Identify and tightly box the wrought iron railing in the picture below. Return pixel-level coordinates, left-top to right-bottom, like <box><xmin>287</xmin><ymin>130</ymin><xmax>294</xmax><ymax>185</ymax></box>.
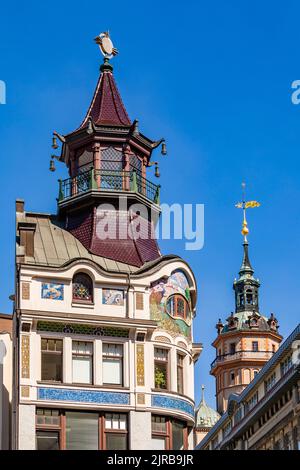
<box><xmin>210</xmin><ymin>350</ymin><xmax>274</xmax><ymax>369</ymax></box>
<box><xmin>58</xmin><ymin>168</ymin><xmax>161</xmax><ymax>205</ymax></box>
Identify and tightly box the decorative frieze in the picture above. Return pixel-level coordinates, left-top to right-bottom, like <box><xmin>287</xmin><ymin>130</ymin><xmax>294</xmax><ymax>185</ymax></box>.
<box><xmin>21</xmin><ymin>335</ymin><xmax>30</xmax><ymax>378</ymax></box>
<box><xmin>38</xmin><ymin>387</ymin><xmax>130</xmax><ymax>405</ymax></box>
<box><xmin>37</xmin><ymin>321</ymin><xmax>129</xmax><ymax>338</ymax></box>
<box><xmin>155</xmin><ymin>336</ymin><xmax>171</xmax><ymax>344</ymax></box>
<box><xmin>136</xmin><ymin>344</ymin><xmax>145</xmax><ymax>386</ymax></box>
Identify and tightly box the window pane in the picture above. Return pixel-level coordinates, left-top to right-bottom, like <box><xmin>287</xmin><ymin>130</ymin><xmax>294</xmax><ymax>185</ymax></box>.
<box><xmin>106</xmin><ymin>433</ymin><xmax>127</xmax><ymax>450</ymax></box>
<box><xmin>154</xmin><ymin>348</ymin><xmax>168</xmax><ymax>361</ymax></box>
<box><xmin>103</xmin><ymin>358</ymin><xmax>122</xmax><ymax>385</ymax></box>
<box><xmin>152</xmin><ymin>416</ymin><xmax>167</xmax><ymax>433</ymax></box>
<box><xmin>172</xmin><ymin>420</ymin><xmax>185</xmax><ymax>450</ymax></box>
<box><xmin>72</xmin><ymin>357</ymin><xmax>92</xmax><ymax>384</ymax></box>
<box><xmin>103</xmin><ymin>343</ymin><xmax>123</xmax><ymax>357</ymax></box>
<box><xmin>36</xmin><ymin>431</ymin><xmax>59</xmax><ymax>450</ymax></box>
<box><xmin>66</xmin><ymin>412</ymin><xmax>98</xmax><ymax>450</ymax></box>
<box><xmin>154</xmin><ymin>362</ymin><xmax>167</xmax><ymax>389</ymax></box>
<box><xmin>152</xmin><ymin>437</ymin><xmax>166</xmax><ymax>450</ymax></box>
<box><xmin>41</xmin><ymin>352</ymin><xmax>62</xmax><ymax>381</ymax></box>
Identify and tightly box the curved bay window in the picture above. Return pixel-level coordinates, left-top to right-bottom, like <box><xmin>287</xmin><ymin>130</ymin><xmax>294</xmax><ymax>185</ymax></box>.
<box><xmin>72</xmin><ymin>273</ymin><xmax>93</xmax><ymax>304</ymax></box>
<box><xmin>166</xmin><ymin>294</ymin><xmax>190</xmax><ymax>321</ymax></box>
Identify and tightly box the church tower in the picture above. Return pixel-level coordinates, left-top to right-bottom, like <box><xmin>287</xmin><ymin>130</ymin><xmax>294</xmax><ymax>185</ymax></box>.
<box><xmin>14</xmin><ymin>32</ymin><xmax>201</xmax><ymax>450</ymax></box>
<box><xmin>210</xmin><ymin>191</ymin><xmax>282</xmax><ymax>415</ymax></box>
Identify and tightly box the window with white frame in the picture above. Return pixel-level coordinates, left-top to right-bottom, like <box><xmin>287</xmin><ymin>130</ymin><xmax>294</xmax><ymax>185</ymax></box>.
<box><xmin>72</xmin><ymin>341</ymin><xmax>93</xmax><ymax>384</ymax></box>
<box><xmin>102</xmin><ymin>343</ymin><xmax>123</xmax><ymax>386</ymax></box>
<box><xmin>264</xmin><ymin>372</ymin><xmax>276</xmax><ymax>393</ymax></box>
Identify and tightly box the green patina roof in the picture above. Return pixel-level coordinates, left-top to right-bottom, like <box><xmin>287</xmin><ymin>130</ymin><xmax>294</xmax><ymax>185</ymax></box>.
<box><xmin>195</xmin><ymin>386</ymin><xmax>220</xmax><ymax>429</ymax></box>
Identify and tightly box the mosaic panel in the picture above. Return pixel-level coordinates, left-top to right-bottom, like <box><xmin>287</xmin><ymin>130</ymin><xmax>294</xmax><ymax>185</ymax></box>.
<box><xmin>102</xmin><ymin>289</ymin><xmax>124</xmax><ymax>306</ymax></box>
<box><xmin>37</xmin><ymin>321</ymin><xmax>129</xmax><ymax>338</ymax></box>
<box><xmin>136</xmin><ymin>344</ymin><xmax>145</xmax><ymax>386</ymax></box>
<box><xmin>21</xmin><ymin>386</ymin><xmax>30</xmax><ymax>398</ymax></box>
<box><xmin>41</xmin><ymin>283</ymin><xmax>64</xmax><ymax>300</ymax></box>
<box><xmin>135</xmin><ymin>292</ymin><xmax>144</xmax><ymax>310</ymax></box>
<box><xmin>38</xmin><ymin>387</ymin><xmax>130</xmax><ymax>405</ymax></box>
<box><xmin>137</xmin><ymin>393</ymin><xmax>145</xmax><ymax>405</ymax></box>
<box><xmin>150</xmin><ymin>270</ymin><xmax>192</xmax><ymax>339</ymax></box>
<box><xmin>21</xmin><ymin>335</ymin><xmax>30</xmax><ymax>378</ymax></box>
<box><xmin>22</xmin><ymin>282</ymin><xmax>30</xmax><ymax>300</ymax></box>
<box><xmin>151</xmin><ymin>394</ymin><xmax>194</xmax><ymax>417</ymax></box>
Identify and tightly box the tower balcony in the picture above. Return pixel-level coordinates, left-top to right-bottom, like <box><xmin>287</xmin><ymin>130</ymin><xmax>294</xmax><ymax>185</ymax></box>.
<box><xmin>210</xmin><ymin>350</ymin><xmax>274</xmax><ymax>371</ymax></box>
<box><xmin>57</xmin><ymin>168</ymin><xmax>161</xmax><ymax>208</ymax></box>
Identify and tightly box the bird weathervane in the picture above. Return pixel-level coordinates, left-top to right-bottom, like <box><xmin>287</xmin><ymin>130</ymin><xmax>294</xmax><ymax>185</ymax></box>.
<box><xmin>94</xmin><ymin>31</ymin><xmax>118</xmax><ymax>59</ymax></box>
<box><xmin>235</xmin><ymin>182</ymin><xmax>260</xmax><ymax>241</ymax></box>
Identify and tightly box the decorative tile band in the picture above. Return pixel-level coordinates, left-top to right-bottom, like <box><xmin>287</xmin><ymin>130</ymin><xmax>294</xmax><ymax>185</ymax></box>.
<box><xmin>37</xmin><ymin>321</ymin><xmax>129</xmax><ymax>338</ymax></box>
<box><xmin>151</xmin><ymin>394</ymin><xmax>194</xmax><ymax>417</ymax></box>
<box><xmin>21</xmin><ymin>335</ymin><xmax>30</xmax><ymax>378</ymax></box>
<box><xmin>136</xmin><ymin>344</ymin><xmax>145</xmax><ymax>386</ymax></box>
<box><xmin>37</xmin><ymin>387</ymin><xmax>130</xmax><ymax>405</ymax></box>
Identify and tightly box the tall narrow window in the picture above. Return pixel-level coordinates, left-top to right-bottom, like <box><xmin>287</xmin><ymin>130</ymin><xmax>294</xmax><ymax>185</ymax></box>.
<box><xmin>154</xmin><ymin>348</ymin><xmax>169</xmax><ymax>390</ymax></box>
<box><xmin>230</xmin><ymin>343</ymin><xmax>236</xmax><ymax>355</ymax></box>
<box><xmin>102</xmin><ymin>343</ymin><xmax>123</xmax><ymax>386</ymax></box>
<box><xmin>72</xmin><ymin>272</ymin><xmax>93</xmax><ymax>303</ymax></box>
<box><xmin>72</xmin><ymin>341</ymin><xmax>93</xmax><ymax>384</ymax></box>
<box><xmin>41</xmin><ymin>338</ymin><xmax>63</xmax><ymax>382</ymax></box>
<box><xmin>252</xmin><ymin>341</ymin><xmax>259</xmax><ymax>352</ymax></box>
<box><xmin>104</xmin><ymin>413</ymin><xmax>128</xmax><ymax>450</ymax></box>
<box><xmin>177</xmin><ymin>354</ymin><xmax>184</xmax><ymax>394</ymax></box>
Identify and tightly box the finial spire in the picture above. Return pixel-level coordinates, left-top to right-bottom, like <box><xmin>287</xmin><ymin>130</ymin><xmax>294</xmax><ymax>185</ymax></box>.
<box><xmin>235</xmin><ymin>182</ymin><xmax>260</xmax><ymax>242</ymax></box>
<box><xmin>201</xmin><ymin>384</ymin><xmax>206</xmax><ymax>404</ymax></box>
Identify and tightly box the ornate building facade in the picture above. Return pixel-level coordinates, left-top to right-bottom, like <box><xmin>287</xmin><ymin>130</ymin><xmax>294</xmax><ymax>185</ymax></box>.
<box><xmin>12</xmin><ymin>35</ymin><xmax>202</xmax><ymax>450</ymax></box>
<box><xmin>211</xmin><ymin>221</ymin><xmax>282</xmax><ymax>415</ymax></box>
<box><xmin>197</xmin><ymin>324</ymin><xmax>300</xmax><ymax>450</ymax></box>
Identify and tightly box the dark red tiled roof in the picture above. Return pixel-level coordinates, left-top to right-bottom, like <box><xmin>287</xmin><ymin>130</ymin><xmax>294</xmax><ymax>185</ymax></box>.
<box><xmin>80</xmin><ymin>65</ymin><xmax>131</xmax><ymax>128</ymax></box>
<box><xmin>67</xmin><ymin>207</ymin><xmax>160</xmax><ymax>267</ymax></box>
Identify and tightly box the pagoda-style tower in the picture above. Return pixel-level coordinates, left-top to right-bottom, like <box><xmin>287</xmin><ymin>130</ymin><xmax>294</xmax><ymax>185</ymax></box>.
<box><xmin>210</xmin><ymin>192</ymin><xmax>282</xmax><ymax>415</ymax></box>
<box><xmin>51</xmin><ymin>50</ymin><xmax>165</xmax><ymax>267</ymax></box>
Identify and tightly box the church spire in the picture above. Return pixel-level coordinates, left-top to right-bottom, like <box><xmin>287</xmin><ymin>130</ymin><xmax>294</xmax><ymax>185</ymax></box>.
<box><xmin>234</xmin><ymin>183</ymin><xmax>261</xmax><ymax>313</ymax></box>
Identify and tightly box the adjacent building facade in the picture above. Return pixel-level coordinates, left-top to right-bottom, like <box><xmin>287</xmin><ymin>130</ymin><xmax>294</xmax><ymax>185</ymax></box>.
<box><xmin>197</xmin><ymin>323</ymin><xmax>300</xmax><ymax>450</ymax></box>
<box><xmin>12</xmin><ymin>41</ymin><xmax>202</xmax><ymax>450</ymax></box>
<box><xmin>0</xmin><ymin>314</ymin><xmax>12</xmax><ymax>450</ymax></box>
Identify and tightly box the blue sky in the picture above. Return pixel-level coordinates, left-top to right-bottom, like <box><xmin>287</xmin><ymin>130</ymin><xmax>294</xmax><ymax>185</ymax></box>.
<box><xmin>1</xmin><ymin>0</ymin><xmax>300</xmax><ymax>409</ymax></box>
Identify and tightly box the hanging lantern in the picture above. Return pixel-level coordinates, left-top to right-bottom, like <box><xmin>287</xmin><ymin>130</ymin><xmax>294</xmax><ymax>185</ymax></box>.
<box><xmin>155</xmin><ymin>164</ymin><xmax>160</xmax><ymax>178</ymax></box>
<box><xmin>161</xmin><ymin>141</ymin><xmax>167</xmax><ymax>156</ymax></box>
<box><xmin>52</xmin><ymin>135</ymin><xmax>58</xmax><ymax>149</ymax></box>
<box><xmin>49</xmin><ymin>159</ymin><xmax>56</xmax><ymax>172</ymax></box>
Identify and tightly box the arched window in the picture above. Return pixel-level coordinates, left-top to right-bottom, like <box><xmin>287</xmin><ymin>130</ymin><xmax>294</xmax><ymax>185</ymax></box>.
<box><xmin>166</xmin><ymin>294</ymin><xmax>190</xmax><ymax>320</ymax></box>
<box><xmin>72</xmin><ymin>273</ymin><xmax>93</xmax><ymax>303</ymax></box>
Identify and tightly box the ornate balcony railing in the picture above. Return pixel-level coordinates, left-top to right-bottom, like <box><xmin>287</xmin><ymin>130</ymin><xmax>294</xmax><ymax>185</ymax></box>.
<box><xmin>58</xmin><ymin>168</ymin><xmax>161</xmax><ymax>205</ymax></box>
<box><xmin>210</xmin><ymin>350</ymin><xmax>274</xmax><ymax>369</ymax></box>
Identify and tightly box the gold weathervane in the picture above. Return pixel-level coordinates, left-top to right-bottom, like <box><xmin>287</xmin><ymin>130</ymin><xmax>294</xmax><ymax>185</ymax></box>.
<box><xmin>235</xmin><ymin>182</ymin><xmax>260</xmax><ymax>241</ymax></box>
<box><xmin>94</xmin><ymin>31</ymin><xmax>118</xmax><ymax>59</ymax></box>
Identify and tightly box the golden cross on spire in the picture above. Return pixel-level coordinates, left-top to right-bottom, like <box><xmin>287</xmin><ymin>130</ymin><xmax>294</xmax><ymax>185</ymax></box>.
<box><xmin>235</xmin><ymin>182</ymin><xmax>260</xmax><ymax>241</ymax></box>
